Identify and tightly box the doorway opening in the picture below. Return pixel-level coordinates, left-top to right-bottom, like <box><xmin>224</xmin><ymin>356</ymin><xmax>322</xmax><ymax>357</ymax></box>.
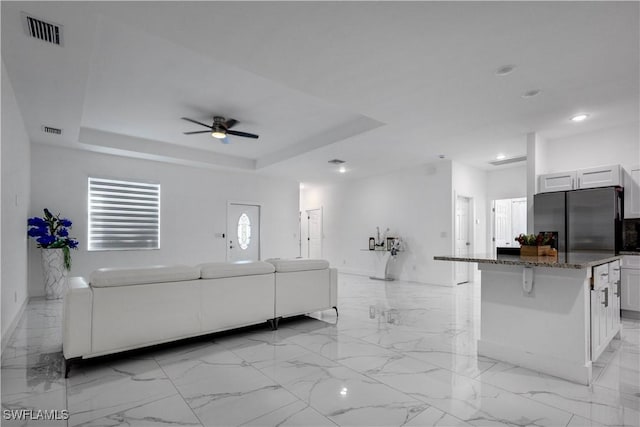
<box><xmin>454</xmin><ymin>195</ymin><xmax>473</xmax><ymax>284</ymax></box>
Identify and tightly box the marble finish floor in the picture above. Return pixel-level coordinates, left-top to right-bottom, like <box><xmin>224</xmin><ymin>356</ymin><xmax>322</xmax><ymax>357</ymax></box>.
<box><xmin>2</xmin><ymin>273</ymin><xmax>639</xmax><ymax>426</ymax></box>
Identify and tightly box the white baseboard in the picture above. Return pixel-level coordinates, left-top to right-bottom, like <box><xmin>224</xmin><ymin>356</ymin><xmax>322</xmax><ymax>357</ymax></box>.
<box><xmin>478</xmin><ymin>339</ymin><xmax>592</xmax><ymax>385</ymax></box>
<box><xmin>1</xmin><ymin>296</ymin><xmax>29</xmax><ymax>355</ymax></box>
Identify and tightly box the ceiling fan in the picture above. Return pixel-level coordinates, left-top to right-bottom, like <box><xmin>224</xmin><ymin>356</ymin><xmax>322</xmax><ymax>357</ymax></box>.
<box><xmin>181</xmin><ymin>116</ymin><xmax>259</xmax><ymax>144</ymax></box>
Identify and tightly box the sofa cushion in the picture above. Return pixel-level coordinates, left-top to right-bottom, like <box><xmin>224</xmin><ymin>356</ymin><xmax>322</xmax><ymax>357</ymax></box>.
<box><xmin>266</xmin><ymin>258</ymin><xmax>330</xmax><ymax>272</ymax></box>
<box><xmin>90</xmin><ymin>265</ymin><xmax>201</xmax><ymax>288</ymax></box>
<box><xmin>199</xmin><ymin>261</ymin><xmax>275</xmax><ymax>279</ymax></box>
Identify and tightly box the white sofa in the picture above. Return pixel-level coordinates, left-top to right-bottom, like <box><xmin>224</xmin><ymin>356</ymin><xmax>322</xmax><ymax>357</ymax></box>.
<box><xmin>63</xmin><ymin>259</ymin><xmax>337</xmax><ymax>377</ymax></box>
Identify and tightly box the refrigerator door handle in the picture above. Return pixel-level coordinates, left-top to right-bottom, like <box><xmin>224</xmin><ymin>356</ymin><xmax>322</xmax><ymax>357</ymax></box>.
<box><xmin>572</xmin><ymin>178</ymin><xmax>575</xmax><ymax>189</ymax></box>
<box><xmin>577</xmin><ymin>177</ymin><xmax>580</xmax><ymax>188</ymax></box>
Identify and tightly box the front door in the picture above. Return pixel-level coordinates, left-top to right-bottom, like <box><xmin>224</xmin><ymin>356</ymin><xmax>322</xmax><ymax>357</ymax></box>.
<box><xmin>227</xmin><ymin>203</ymin><xmax>260</xmax><ymax>262</ymax></box>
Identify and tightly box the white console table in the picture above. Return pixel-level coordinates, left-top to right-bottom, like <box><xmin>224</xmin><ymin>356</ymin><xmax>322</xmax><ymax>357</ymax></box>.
<box><xmin>361</xmin><ymin>249</ymin><xmax>395</xmax><ymax>281</ymax></box>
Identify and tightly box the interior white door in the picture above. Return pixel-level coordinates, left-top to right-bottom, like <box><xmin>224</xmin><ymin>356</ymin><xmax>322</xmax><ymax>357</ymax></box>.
<box><xmin>455</xmin><ymin>196</ymin><xmax>471</xmax><ymax>284</ymax></box>
<box><xmin>227</xmin><ymin>203</ymin><xmax>260</xmax><ymax>262</ymax></box>
<box><xmin>511</xmin><ymin>198</ymin><xmax>527</xmax><ymax>238</ymax></box>
<box><xmin>306</xmin><ymin>208</ymin><xmax>322</xmax><ymax>259</ymax></box>
<box><xmin>494</xmin><ymin>199</ymin><xmax>512</xmax><ymax>248</ymax></box>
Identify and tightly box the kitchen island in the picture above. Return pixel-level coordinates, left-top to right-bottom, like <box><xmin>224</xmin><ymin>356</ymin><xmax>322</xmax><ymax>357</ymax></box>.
<box><xmin>434</xmin><ymin>252</ymin><xmax>622</xmax><ymax>385</ymax></box>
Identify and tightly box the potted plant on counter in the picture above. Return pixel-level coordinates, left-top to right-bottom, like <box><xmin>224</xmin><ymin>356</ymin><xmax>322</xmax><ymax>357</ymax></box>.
<box><xmin>28</xmin><ymin>208</ymin><xmax>79</xmax><ymax>299</ymax></box>
<box><xmin>515</xmin><ymin>232</ymin><xmax>556</xmax><ymax>257</ymax></box>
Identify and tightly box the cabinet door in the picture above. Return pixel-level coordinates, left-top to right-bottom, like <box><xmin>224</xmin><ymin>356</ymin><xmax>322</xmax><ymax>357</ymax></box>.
<box><xmin>538</xmin><ymin>171</ymin><xmax>576</xmax><ymax>193</ymax></box>
<box><xmin>610</xmin><ymin>261</ymin><xmax>621</xmax><ymax>329</ymax></box>
<box><xmin>624</xmin><ymin>166</ymin><xmax>640</xmax><ymax>218</ymax></box>
<box><xmin>621</xmin><ymin>269</ymin><xmax>640</xmax><ymax>312</ymax></box>
<box><xmin>590</xmin><ymin>288</ymin><xmax>601</xmax><ymax>358</ymax></box>
<box><xmin>577</xmin><ymin>165</ymin><xmax>621</xmax><ymax>189</ymax></box>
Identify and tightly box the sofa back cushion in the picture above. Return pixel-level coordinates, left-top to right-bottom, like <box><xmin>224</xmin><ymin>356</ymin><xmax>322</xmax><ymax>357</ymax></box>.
<box><xmin>90</xmin><ymin>265</ymin><xmax>201</xmax><ymax>288</ymax></box>
<box><xmin>199</xmin><ymin>261</ymin><xmax>275</xmax><ymax>279</ymax></box>
<box><xmin>266</xmin><ymin>258</ymin><xmax>329</xmax><ymax>272</ymax></box>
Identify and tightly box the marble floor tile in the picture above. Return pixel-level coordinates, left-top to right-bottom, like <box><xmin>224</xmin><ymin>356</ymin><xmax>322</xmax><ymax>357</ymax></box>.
<box><xmin>283</xmin><ymin>365</ymin><xmax>428</xmax><ymax>426</ymax></box>
<box><xmin>69</xmin><ymin>393</ymin><xmax>202</xmax><ymax>427</ymax></box>
<box><xmin>368</xmin><ymin>357</ymin><xmax>575</xmax><ymax>426</ymax></box>
<box><xmin>2</xmin><ymin>274</ymin><xmax>639</xmax><ymax>427</ymax></box>
<box><xmin>66</xmin><ymin>358</ymin><xmax>181</xmax><ymax>426</ymax></box>
<box><xmin>402</xmin><ymin>406</ymin><xmax>473</xmax><ymax>426</ymax></box>
<box><xmin>479</xmin><ymin>361</ymin><xmax>640</xmax><ymax>426</ymax></box>
<box><xmin>241</xmin><ymin>400</ymin><xmax>337</xmax><ymax>427</ymax></box>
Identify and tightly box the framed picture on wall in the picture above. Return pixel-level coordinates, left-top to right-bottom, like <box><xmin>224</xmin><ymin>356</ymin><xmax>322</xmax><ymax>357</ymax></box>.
<box><xmin>386</xmin><ymin>237</ymin><xmax>395</xmax><ymax>251</ymax></box>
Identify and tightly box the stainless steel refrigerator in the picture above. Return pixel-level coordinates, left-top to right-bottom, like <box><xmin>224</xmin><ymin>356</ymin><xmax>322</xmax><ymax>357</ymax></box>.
<box><xmin>534</xmin><ymin>186</ymin><xmax>623</xmax><ymax>254</ymax></box>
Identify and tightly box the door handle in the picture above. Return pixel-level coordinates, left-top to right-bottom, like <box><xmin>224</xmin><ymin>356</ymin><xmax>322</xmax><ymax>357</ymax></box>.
<box><xmin>615</xmin><ymin>281</ymin><xmax>620</xmax><ymax>297</ymax></box>
<box><xmin>600</xmin><ymin>272</ymin><xmax>608</xmax><ymax>277</ymax></box>
<box><xmin>577</xmin><ymin>177</ymin><xmax>581</xmax><ymax>188</ymax></box>
<box><xmin>601</xmin><ymin>288</ymin><xmax>608</xmax><ymax>307</ymax></box>
<box><xmin>465</xmin><ymin>242</ymin><xmax>470</xmax><ymax>246</ymax></box>
<box><xmin>572</xmin><ymin>178</ymin><xmax>575</xmax><ymax>189</ymax></box>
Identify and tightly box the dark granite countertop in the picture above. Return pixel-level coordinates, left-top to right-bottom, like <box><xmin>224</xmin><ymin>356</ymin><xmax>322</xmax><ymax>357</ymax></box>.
<box><xmin>434</xmin><ymin>252</ymin><xmax>622</xmax><ymax>269</ymax></box>
<box><xmin>620</xmin><ymin>251</ymin><xmax>640</xmax><ymax>256</ymax></box>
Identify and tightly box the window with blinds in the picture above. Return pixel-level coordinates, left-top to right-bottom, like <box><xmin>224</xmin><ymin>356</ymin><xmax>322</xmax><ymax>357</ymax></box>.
<box><xmin>88</xmin><ymin>177</ymin><xmax>160</xmax><ymax>251</ymax></box>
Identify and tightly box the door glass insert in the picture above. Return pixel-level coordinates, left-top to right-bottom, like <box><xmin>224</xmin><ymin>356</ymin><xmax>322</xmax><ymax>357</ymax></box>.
<box><xmin>237</xmin><ymin>213</ymin><xmax>251</xmax><ymax>250</ymax></box>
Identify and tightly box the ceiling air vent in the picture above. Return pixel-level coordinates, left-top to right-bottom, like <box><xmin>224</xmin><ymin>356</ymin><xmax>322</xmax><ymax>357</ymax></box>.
<box><xmin>22</xmin><ymin>13</ymin><xmax>63</xmax><ymax>46</ymax></box>
<box><xmin>328</xmin><ymin>159</ymin><xmax>346</xmax><ymax>165</ymax></box>
<box><xmin>42</xmin><ymin>126</ymin><xmax>62</xmax><ymax>135</ymax></box>
<box><xmin>489</xmin><ymin>155</ymin><xmax>527</xmax><ymax>166</ymax></box>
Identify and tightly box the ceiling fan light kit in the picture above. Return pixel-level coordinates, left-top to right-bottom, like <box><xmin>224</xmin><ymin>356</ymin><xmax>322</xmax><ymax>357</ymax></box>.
<box><xmin>182</xmin><ymin>116</ymin><xmax>259</xmax><ymax>143</ymax></box>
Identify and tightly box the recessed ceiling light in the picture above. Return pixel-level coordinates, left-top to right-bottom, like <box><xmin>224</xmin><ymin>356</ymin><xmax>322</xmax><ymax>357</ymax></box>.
<box><xmin>438</xmin><ymin>154</ymin><xmax>446</xmax><ymax>159</ymax></box>
<box><xmin>571</xmin><ymin>114</ymin><xmax>589</xmax><ymax>122</ymax></box>
<box><xmin>522</xmin><ymin>89</ymin><xmax>541</xmax><ymax>98</ymax></box>
<box><xmin>495</xmin><ymin>65</ymin><xmax>516</xmax><ymax>76</ymax></box>
<box><xmin>338</xmin><ymin>166</ymin><xmax>347</xmax><ymax>174</ymax></box>
<box><xmin>496</xmin><ymin>154</ymin><xmax>506</xmax><ymax>160</ymax></box>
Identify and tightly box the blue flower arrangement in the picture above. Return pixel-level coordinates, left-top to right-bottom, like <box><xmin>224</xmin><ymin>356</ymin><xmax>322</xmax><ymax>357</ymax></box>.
<box><xmin>28</xmin><ymin>208</ymin><xmax>79</xmax><ymax>270</ymax></box>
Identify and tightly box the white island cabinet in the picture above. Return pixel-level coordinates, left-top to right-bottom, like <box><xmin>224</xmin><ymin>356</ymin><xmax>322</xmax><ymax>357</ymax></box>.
<box><xmin>434</xmin><ymin>253</ymin><xmax>622</xmax><ymax>385</ymax></box>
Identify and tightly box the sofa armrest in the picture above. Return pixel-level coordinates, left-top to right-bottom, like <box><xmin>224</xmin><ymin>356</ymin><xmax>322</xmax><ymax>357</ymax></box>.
<box><xmin>330</xmin><ymin>268</ymin><xmax>338</xmax><ymax>307</ymax></box>
<box><xmin>63</xmin><ymin>277</ymin><xmax>92</xmax><ymax>359</ymax></box>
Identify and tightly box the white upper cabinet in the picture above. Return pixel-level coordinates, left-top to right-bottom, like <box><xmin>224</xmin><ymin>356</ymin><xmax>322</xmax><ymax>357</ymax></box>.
<box><xmin>576</xmin><ymin>164</ymin><xmax>621</xmax><ymax>189</ymax></box>
<box><xmin>624</xmin><ymin>165</ymin><xmax>640</xmax><ymax>218</ymax></box>
<box><xmin>538</xmin><ymin>171</ymin><xmax>577</xmax><ymax>193</ymax></box>
<box><xmin>538</xmin><ymin>164</ymin><xmax>623</xmax><ymax>194</ymax></box>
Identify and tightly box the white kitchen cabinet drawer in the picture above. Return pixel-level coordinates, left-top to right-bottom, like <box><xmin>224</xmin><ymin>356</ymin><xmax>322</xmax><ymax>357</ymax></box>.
<box><xmin>538</xmin><ymin>171</ymin><xmax>576</xmax><ymax>193</ymax></box>
<box><xmin>576</xmin><ymin>165</ymin><xmax>621</xmax><ymax>189</ymax></box>
<box><xmin>622</xmin><ymin>255</ymin><xmax>640</xmax><ymax>269</ymax></box>
<box><xmin>593</xmin><ymin>263</ymin><xmax>610</xmax><ymax>288</ymax></box>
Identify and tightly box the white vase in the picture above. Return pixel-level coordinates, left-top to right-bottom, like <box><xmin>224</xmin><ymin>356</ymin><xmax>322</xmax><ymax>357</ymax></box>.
<box><xmin>41</xmin><ymin>248</ymin><xmax>68</xmax><ymax>300</ymax></box>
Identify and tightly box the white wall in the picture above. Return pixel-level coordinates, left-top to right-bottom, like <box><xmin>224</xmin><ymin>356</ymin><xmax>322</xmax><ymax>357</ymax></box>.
<box><xmin>301</xmin><ymin>161</ymin><xmax>456</xmax><ymax>285</ymax></box>
<box><xmin>540</xmin><ymin>122</ymin><xmax>639</xmax><ymax>174</ymax></box>
<box><xmin>486</xmin><ymin>165</ymin><xmax>527</xmax><ymax>201</ymax></box>
<box><xmin>29</xmin><ymin>144</ymin><xmax>299</xmax><ymax>296</ymax></box>
<box><xmin>1</xmin><ymin>60</ymin><xmax>31</xmax><ymax>343</ymax></box>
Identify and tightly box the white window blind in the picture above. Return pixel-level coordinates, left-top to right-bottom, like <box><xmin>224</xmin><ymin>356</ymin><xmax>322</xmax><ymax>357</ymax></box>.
<box><xmin>88</xmin><ymin>177</ymin><xmax>160</xmax><ymax>251</ymax></box>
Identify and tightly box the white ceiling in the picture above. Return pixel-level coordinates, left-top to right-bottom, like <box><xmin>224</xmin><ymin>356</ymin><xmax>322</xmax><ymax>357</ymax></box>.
<box><xmin>2</xmin><ymin>1</ymin><xmax>638</xmax><ymax>184</ymax></box>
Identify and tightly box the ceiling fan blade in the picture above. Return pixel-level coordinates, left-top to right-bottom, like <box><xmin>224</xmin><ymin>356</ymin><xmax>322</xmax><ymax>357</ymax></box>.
<box><xmin>181</xmin><ymin>117</ymin><xmax>213</xmax><ymax>129</ymax></box>
<box><xmin>220</xmin><ymin>137</ymin><xmax>231</xmax><ymax>144</ymax></box>
<box><xmin>227</xmin><ymin>130</ymin><xmax>259</xmax><ymax>139</ymax></box>
<box><xmin>225</xmin><ymin>118</ymin><xmax>238</xmax><ymax>129</ymax></box>
<box><xmin>183</xmin><ymin>130</ymin><xmax>212</xmax><ymax>135</ymax></box>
